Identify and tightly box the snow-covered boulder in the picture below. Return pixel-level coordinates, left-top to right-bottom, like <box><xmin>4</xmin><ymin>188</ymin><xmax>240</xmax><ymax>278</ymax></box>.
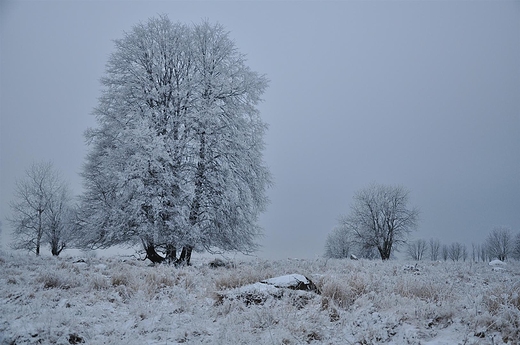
<box><xmin>261</xmin><ymin>274</ymin><xmax>320</xmax><ymax>294</ymax></box>
<box><xmin>489</xmin><ymin>259</ymin><xmax>507</xmax><ymax>271</ymax></box>
<box><xmin>208</xmin><ymin>258</ymin><xmax>232</xmax><ymax>268</ymax></box>
<box><xmin>217</xmin><ymin>281</ymin><xmax>283</xmax><ymax>305</ymax></box>
<box><xmin>403</xmin><ymin>264</ymin><xmax>420</xmax><ymax>274</ymax></box>
<box><xmin>72</xmin><ymin>259</ymin><xmax>88</xmax><ymax>269</ymax></box>
<box><xmin>488</xmin><ymin>259</ymin><xmax>506</xmax><ymax>266</ymax></box>
<box><xmin>217</xmin><ymin>274</ymin><xmax>320</xmax><ymax>306</ymax></box>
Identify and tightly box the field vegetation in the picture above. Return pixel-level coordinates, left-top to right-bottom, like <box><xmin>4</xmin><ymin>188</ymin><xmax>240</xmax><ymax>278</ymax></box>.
<box><xmin>1</xmin><ymin>252</ymin><xmax>519</xmax><ymax>344</ymax></box>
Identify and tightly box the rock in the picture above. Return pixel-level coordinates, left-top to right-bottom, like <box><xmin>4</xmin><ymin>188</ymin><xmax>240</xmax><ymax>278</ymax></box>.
<box><xmin>403</xmin><ymin>264</ymin><xmax>420</xmax><ymax>274</ymax></box>
<box><xmin>489</xmin><ymin>259</ymin><xmax>506</xmax><ymax>266</ymax></box>
<box><xmin>72</xmin><ymin>259</ymin><xmax>88</xmax><ymax>269</ymax></box>
<box><xmin>234</xmin><ymin>282</ymin><xmax>283</xmax><ymax>305</ymax></box>
<box><xmin>261</xmin><ymin>274</ymin><xmax>320</xmax><ymax>294</ymax></box>
<box><xmin>209</xmin><ymin>258</ymin><xmax>228</xmax><ymax>268</ymax></box>
<box><xmin>217</xmin><ymin>274</ymin><xmax>320</xmax><ymax>306</ymax></box>
<box><xmin>68</xmin><ymin>333</ymin><xmax>84</xmax><ymax>344</ymax></box>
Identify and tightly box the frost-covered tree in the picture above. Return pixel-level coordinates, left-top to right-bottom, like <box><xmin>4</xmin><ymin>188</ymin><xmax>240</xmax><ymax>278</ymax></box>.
<box><xmin>480</xmin><ymin>243</ymin><xmax>489</xmax><ymax>262</ymax></box>
<box><xmin>340</xmin><ymin>183</ymin><xmax>419</xmax><ymax>260</ymax></box>
<box><xmin>406</xmin><ymin>239</ymin><xmax>427</xmax><ymax>261</ymax></box>
<box><xmin>324</xmin><ymin>226</ymin><xmax>352</xmax><ymax>259</ymax></box>
<box><xmin>79</xmin><ymin>16</ymin><xmax>270</xmax><ymax>265</ymax></box>
<box><xmin>485</xmin><ymin>226</ymin><xmax>513</xmax><ymax>261</ymax></box>
<box><xmin>448</xmin><ymin>242</ymin><xmax>465</xmax><ymax>261</ymax></box>
<box><xmin>461</xmin><ymin>245</ymin><xmax>468</xmax><ymax>262</ymax></box>
<box><xmin>429</xmin><ymin>238</ymin><xmax>440</xmax><ymax>261</ymax></box>
<box><xmin>46</xmin><ymin>188</ymin><xmax>77</xmax><ymax>256</ymax></box>
<box><xmin>8</xmin><ymin>162</ymin><xmax>74</xmax><ymax>256</ymax></box>
<box><xmin>325</xmin><ymin>219</ymin><xmax>381</xmax><ymax>260</ymax></box>
<box><xmin>512</xmin><ymin>232</ymin><xmax>520</xmax><ymax>260</ymax></box>
<box><xmin>471</xmin><ymin>243</ymin><xmax>477</xmax><ymax>262</ymax></box>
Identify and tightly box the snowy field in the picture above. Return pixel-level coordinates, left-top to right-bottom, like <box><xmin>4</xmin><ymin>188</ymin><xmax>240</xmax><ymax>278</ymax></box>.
<box><xmin>1</xmin><ymin>252</ymin><xmax>519</xmax><ymax>345</ymax></box>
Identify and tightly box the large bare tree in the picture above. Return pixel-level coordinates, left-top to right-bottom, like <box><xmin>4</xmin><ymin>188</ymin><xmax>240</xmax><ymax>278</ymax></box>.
<box><xmin>8</xmin><ymin>162</ymin><xmax>74</xmax><ymax>256</ymax></box>
<box><xmin>342</xmin><ymin>183</ymin><xmax>419</xmax><ymax>260</ymax></box>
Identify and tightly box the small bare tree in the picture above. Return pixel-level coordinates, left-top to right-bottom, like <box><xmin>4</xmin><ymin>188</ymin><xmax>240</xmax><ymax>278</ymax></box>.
<box><xmin>480</xmin><ymin>244</ymin><xmax>488</xmax><ymax>262</ymax></box>
<box><xmin>485</xmin><ymin>226</ymin><xmax>513</xmax><ymax>261</ymax></box>
<box><xmin>471</xmin><ymin>243</ymin><xmax>478</xmax><ymax>262</ymax></box>
<box><xmin>448</xmin><ymin>242</ymin><xmax>465</xmax><ymax>261</ymax></box>
<box><xmin>46</xmin><ymin>188</ymin><xmax>76</xmax><ymax>256</ymax></box>
<box><xmin>342</xmin><ymin>183</ymin><xmax>419</xmax><ymax>260</ymax></box>
<box><xmin>324</xmin><ymin>226</ymin><xmax>352</xmax><ymax>259</ymax></box>
<box><xmin>429</xmin><ymin>238</ymin><xmax>440</xmax><ymax>261</ymax></box>
<box><xmin>8</xmin><ymin>162</ymin><xmax>74</xmax><ymax>256</ymax></box>
<box><xmin>441</xmin><ymin>244</ymin><xmax>449</xmax><ymax>261</ymax></box>
<box><xmin>406</xmin><ymin>239</ymin><xmax>427</xmax><ymax>261</ymax></box>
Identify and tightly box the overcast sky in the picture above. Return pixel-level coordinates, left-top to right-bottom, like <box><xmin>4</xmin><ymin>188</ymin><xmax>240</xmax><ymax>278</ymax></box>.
<box><xmin>1</xmin><ymin>1</ymin><xmax>519</xmax><ymax>260</ymax></box>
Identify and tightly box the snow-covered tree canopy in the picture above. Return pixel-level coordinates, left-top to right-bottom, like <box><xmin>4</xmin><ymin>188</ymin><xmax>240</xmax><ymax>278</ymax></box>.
<box><xmin>79</xmin><ymin>16</ymin><xmax>271</xmax><ymax>264</ymax></box>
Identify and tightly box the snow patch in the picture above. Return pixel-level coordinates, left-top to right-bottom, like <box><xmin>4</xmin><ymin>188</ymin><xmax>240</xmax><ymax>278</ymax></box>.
<box><xmin>489</xmin><ymin>259</ymin><xmax>506</xmax><ymax>266</ymax></box>
<box><xmin>261</xmin><ymin>274</ymin><xmax>309</xmax><ymax>287</ymax></box>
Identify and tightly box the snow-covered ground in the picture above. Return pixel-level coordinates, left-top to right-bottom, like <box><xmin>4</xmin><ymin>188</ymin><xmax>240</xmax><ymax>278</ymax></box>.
<box><xmin>1</xmin><ymin>251</ymin><xmax>519</xmax><ymax>344</ymax></box>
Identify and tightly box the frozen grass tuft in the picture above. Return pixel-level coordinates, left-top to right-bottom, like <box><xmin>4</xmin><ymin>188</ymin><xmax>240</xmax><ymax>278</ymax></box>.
<box><xmin>36</xmin><ymin>270</ymin><xmax>81</xmax><ymax>290</ymax></box>
<box><xmin>214</xmin><ymin>264</ymin><xmax>273</xmax><ymax>290</ymax></box>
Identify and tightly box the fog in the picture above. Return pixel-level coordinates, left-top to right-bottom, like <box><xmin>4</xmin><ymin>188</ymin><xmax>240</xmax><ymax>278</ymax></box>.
<box><xmin>1</xmin><ymin>1</ymin><xmax>519</xmax><ymax>259</ymax></box>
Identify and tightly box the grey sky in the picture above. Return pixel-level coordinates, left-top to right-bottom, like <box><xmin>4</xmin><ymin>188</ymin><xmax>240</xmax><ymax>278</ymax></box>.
<box><xmin>1</xmin><ymin>1</ymin><xmax>519</xmax><ymax>260</ymax></box>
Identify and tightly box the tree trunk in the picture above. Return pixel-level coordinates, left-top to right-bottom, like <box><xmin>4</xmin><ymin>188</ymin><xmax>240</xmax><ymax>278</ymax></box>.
<box><xmin>51</xmin><ymin>241</ymin><xmax>65</xmax><ymax>256</ymax></box>
<box><xmin>144</xmin><ymin>243</ymin><xmax>165</xmax><ymax>264</ymax></box>
<box><xmin>176</xmin><ymin>131</ymin><xmax>204</xmax><ymax>268</ymax></box>
<box><xmin>36</xmin><ymin>210</ymin><xmax>43</xmax><ymax>256</ymax></box>
<box><xmin>51</xmin><ymin>240</ymin><xmax>58</xmax><ymax>256</ymax></box>
<box><xmin>378</xmin><ymin>246</ymin><xmax>391</xmax><ymax>260</ymax></box>
<box><xmin>165</xmin><ymin>243</ymin><xmax>177</xmax><ymax>264</ymax></box>
<box><xmin>176</xmin><ymin>246</ymin><xmax>193</xmax><ymax>266</ymax></box>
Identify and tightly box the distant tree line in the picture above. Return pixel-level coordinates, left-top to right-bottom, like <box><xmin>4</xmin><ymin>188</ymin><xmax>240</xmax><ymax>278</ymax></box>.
<box><xmin>324</xmin><ymin>185</ymin><xmax>520</xmax><ymax>262</ymax></box>
<box><xmin>405</xmin><ymin>226</ymin><xmax>520</xmax><ymax>262</ymax></box>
